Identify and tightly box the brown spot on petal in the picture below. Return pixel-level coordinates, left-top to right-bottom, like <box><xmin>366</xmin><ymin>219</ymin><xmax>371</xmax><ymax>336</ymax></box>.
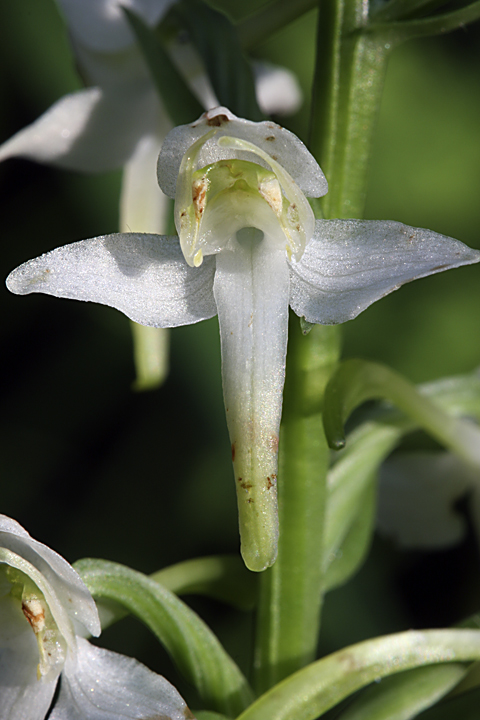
<box><xmin>239</xmin><ymin>478</ymin><xmax>253</xmax><ymax>490</ymax></box>
<box><xmin>265</xmin><ymin>135</ymin><xmax>276</xmax><ymax>141</ymax></box>
<box><xmin>266</xmin><ymin>474</ymin><xmax>277</xmax><ymax>490</ymax></box>
<box><xmin>22</xmin><ymin>597</ymin><xmax>46</xmax><ymax>634</ymax></box>
<box><xmin>192</xmin><ymin>177</ymin><xmax>209</xmax><ymax>220</ymax></box>
<box><xmin>231</xmin><ymin>443</ymin><xmax>236</xmax><ymax>461</ymax></box>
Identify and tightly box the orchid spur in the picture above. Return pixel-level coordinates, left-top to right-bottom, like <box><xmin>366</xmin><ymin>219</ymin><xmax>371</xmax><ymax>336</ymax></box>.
<box><xmin>6</xmin><ymin>107</ymin><xmax>480</xmax><ymax>571</ymax></box>
<box><xmin>0</xmin><ymin>514</ymin><xmax>192</xmax><ymax>720</ymax></box>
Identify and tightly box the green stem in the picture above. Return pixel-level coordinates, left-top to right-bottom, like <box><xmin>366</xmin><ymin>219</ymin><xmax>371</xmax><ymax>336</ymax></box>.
<box><xmin>309</xmin><ymin>0</ymin><xmax>391</xmax><ymax>220</ymax></box>
<box><xmin>253</xmin><ymin>319</ymin><xmax>341</xmax><ymax>693</ymax></box>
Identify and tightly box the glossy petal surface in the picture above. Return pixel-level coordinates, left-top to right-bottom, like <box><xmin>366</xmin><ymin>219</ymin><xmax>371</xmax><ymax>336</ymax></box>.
<box><xmin>0</xmin><ymin>595</ymin><xmax>57</xmax><ymax>720</ymax></box>
<box><xmin>289</xmin><ymin>219</ymin><xmax>480</xmax><ymax>324</ymax></box>
<box><xmin>6</xmin><ymin>235</ymin><xmax>217</xmax><ymax>328</ymax></box>
<box><xmin>158</xmin><ymin>107</ymin><xmax>328</xmax><ymax>199</ymax></box>
<box><xmin>214</xmin><ymin>229</ymin><xmax>290</xmax><ymax>571</ymax></box>
<box><xmin>51</xmin><ymin>638</ymin><xmax>193</xmax><ymax>720</ymax></box>
<box><xmin>0</xmin><ymin>85</ymin><xmax>159</xmax><ymax>172</ymax></box>
<box><xmin>58</xmin><ymin>0</ymin><xmax>176</xmax><ymax>52</ymax></box>
<box><xmin>0</xmin><ymin>516</ymin><xmax>100</xmax><ymax>639</ymax></box>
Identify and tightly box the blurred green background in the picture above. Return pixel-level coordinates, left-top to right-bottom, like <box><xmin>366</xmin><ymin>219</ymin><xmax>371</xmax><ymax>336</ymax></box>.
<box><xmin>1</xmin><ymin>1</ymin><xmax>480</xmax><ymax>714</ymax></box>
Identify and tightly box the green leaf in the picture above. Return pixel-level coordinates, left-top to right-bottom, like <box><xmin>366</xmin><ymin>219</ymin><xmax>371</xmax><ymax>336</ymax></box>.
<box><xmin>195</xmin><ymin>712</ymin><xmax>233</xmax><ymax>720</ymax></box>
<box><xmin>321</xmin><ymin>369</ymin><xmax>480</xmax><ymax>589</ymax></box>
<box><xmin>336</xmin><ymin>665</ymin><xmax>468</xmax><ymax>720</ymax></box>
<box><xmin>175</xmin><ymin>0</ymin><xmax>263</xmax><ymax>120</ymax></box>
<box><xmin>323</xmin><ymin>475</ymin><xmax>376</xmax><ymax>592</ymax></box>
<box><xmin>74</xmin><ymin>559</ymin><xmax>254</xmax><ymax>716</ymax></box>
<box><xmin>123</xmin><ymin>7</ymin><xmax>203</xmax><ymax>125</ymax></box>
<box><xmin>324</xmin><ymin>421</ymin><xmax>401</xmax><ymax>565</ymax></box>
<box><xmin>342</xmin><ymin>604</ymin><xmax>480</xmax><ymax>719</ymax></box>
<box><xmin>371</xmin><ymin>0</ymin><xmax>454</xmax><ymax>23</ymax></box>
<box><xmin>236</xmin><ymin>629</ymin><xmax>480</xmax><ymax>720</ymax></box>
<box><xmin>367</xmin><ymin>1</ymin><xmax>480</xmax><ymax>43</ymax></box>
<box><xmin>85</xmin><ymin>554</ymin><xmax>257</xmax><ymax>630</ymax></box>
<box><xmin>323</xmin><ymin>360</ymin><xmax>480</xmax><ymax>469</ymax></box>
<box><xmin>237</xmin><ymin>0</ymin><xmax>319</xmax><ymax>49</ymax></box>
<box><xmin>149</xmin><ymin>554</ymin><xmax>258</xmax><ymax>611</ymax></box>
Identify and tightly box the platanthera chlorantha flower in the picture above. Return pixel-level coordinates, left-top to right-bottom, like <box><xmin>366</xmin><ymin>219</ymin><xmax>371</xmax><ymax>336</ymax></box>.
<box><xmin>0</xmin><ymin>0</ymin><xmax>301</xmax><ymax>175</ymax></box>
<box><xmin>377</xmin><ymin>452</ymin><xmax>480</xmax><ymax>550</ymax></box>
<box><xmin>6</xmin><ymin>107</ymin><xmax>480</xmax><ymax>571</ymax></box>
<box><xmin>0</xmin><ymin>0</ymin><xmax>301</xmax><ymax>389</ymax></box>
<box><xmin>0</xmin><ymin>514</ymin><xmax>192</xmax><ymax>720</ymax></box>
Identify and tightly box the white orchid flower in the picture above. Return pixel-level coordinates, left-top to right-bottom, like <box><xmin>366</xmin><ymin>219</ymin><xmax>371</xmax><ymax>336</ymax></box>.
<box><xmin>0</xmin><ymin>514</ymin><xmax>193</xmax><ymax>720</ymax></box>
<box><xmin>377</xmin><ymin>452</ymin><xmax>480</xmax><ymax>550</ymax></box>
<box><xmin>0</xmin><ymin>0</ymin><xmax>301</xmax><ymax>389</ymax></box>
<box><xmin>0</xmin><ymin>0</ymin><xmax>301</xmax><ymax>174</ymax></box>
<box><xmin>7</xmin><ymin>107</ymin><xmax>480</xmax><ymax>571</ymax></box>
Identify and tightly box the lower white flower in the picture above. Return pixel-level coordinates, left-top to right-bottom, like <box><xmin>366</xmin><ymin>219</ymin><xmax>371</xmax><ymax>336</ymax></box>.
<box><xmin>6</xmin><ymin>108</ymin><xmax>480</xmax><ymax>571</ymax></box>
<box><xmin>377</xmin><ymin>452</ymin><xmax>480</xmax><ymax>550</ymax></box>
<box><xmin>0</xmin><ymin>515</ymin><xmax>193</xmax><ymax>720</ymax></box>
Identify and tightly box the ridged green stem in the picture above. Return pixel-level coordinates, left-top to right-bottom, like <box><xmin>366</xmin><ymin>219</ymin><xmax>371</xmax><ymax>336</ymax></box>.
<box><xmin>309</xmin><ymin>0</ymin><xmax>391</xmax><ymax>220</ymax></box>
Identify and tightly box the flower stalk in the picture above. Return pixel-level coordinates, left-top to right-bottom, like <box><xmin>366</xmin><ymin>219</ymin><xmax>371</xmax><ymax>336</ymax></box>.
<box><xmin>309</xmin><ymin>0</ymin><xmax>391</xmax><ymax>220</ymax></box>
<box><xmin>119</xmin><ymin>133</ymin><xmax>172</xmax><ymax>389</ymax></box>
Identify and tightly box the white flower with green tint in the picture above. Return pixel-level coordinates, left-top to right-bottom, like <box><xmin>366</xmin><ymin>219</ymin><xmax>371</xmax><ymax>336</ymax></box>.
<box><xmin>6</xmin><ymin>107</ymin><xmax>480</xmax><ymax>572</ymax></box>
<box><xmin>0</xmin><ymin>514</ymin><xmax>192</xmax><ymax>719</ymax></box>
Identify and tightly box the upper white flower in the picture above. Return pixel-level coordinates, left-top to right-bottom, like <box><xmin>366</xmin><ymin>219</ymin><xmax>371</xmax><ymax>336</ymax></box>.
<box><xmin>0</xmin><ymin>0</ymin><xmax>302</xmax><ymax>174</ymax></box>
<box><xmin>6</xmin><ymin>108</ymin><xmax>480</xmax><ymax>571</ymax></box>
<box><xmin>0</xmin><ymin>514</ymin><xmax>192</xmax><ymax>719</ymax></box>
<box><xmin>0</xmin><ymin>0</ymin><xmax>174</xmax><ymax>173</ymax></box>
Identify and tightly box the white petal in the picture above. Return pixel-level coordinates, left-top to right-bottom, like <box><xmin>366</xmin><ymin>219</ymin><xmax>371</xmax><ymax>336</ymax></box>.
<box><xmin>51</xmin><ymin>637</ymin><xmax>193</xmax><ymax>720</ymax></box>
<box><xmin>289</xmin><ymin>219</ymin><xmax>480</xmax><ymax>324</ymax></box>
<box><xmin>214</xmin><ymin>229</ymin><xmax>290</xmax><ymax>571</ymax></box>
<box><xmin>0</xmin><ymin>516</ymin><xmax>100</xmax><ymax>639</ymax></box>
<box><xmin>0</xmin><ymin>594</ymin><xmax>57</xmax><ymax>720</ymax></box>
<box><xmin>253</xmin><ymin>62</ymin><xmax>303</xmax><ymax>117</ymax></box>
<box><xmin>377</xmin><ymin>453</ymin><xmax>476</xmax><ymax>549</ymax></box>
<box><xmin>0</xmin><ymin>84</ymin><xmax>159</xmax><ymax>172</ymax></box>
<box><xmin>57</xmin><ymin>0</ymin><xmax>176</xmax><ymax>53</ymax></box>
<box><xmin>158</xmin><ymin>107</ymin><xmax>327</xmax><ymax>200</ymax></box>
<box><xmin>168</xmin><ymin>37</ymin><xmax>219</xmax><ymax>110</ymax></box>
<box><xmin>120</xmin><ymin>133</ymin><xmax>172</xmax><ymax>234</ymax></box>
<box><xmin>6</xmin><ymin>234</ymin><xmax>217</xmax><ymax>328</ymax></box>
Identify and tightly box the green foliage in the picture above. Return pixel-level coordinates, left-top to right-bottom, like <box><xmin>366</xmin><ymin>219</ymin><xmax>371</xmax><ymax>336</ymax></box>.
<box><xmin>124</xmin><ymin>7</ymin><xmax>203</xmax><ymax>124</ymax></box>
<box><xmin>175</xmin><ymin>0</ymin><xmax>263</xmax><ymax>120</ymax></box>
<box><xmin>75</xmin><ymin>559</ymin><xmax>254</xmax><ymax>716</ymax></box>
